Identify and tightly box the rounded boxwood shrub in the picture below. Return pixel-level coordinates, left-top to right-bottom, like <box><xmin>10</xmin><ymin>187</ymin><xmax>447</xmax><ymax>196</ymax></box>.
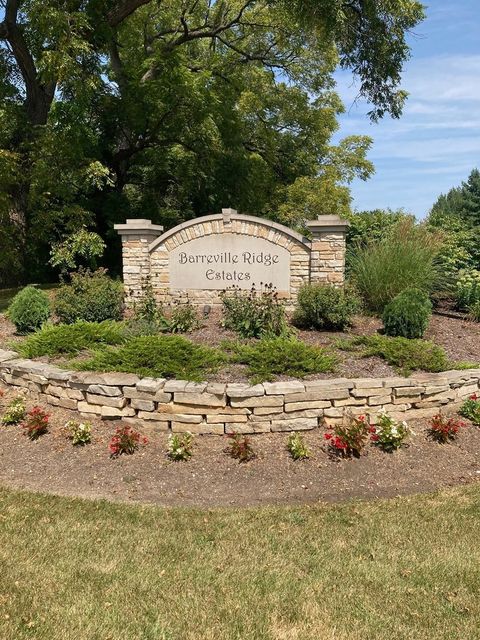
<box><xmin>7</xmin><ymin>286</ymin><xmax>51</xmax><ymax>333</ymax></box>
<box><xmin>382</xmin><ymin>287</ymin><xmax>432</xmax><ymax>339</ymax></box>
<box><xmin>53</xmin><ymin>269</ymin><xmax>123</xmax><ymax>324</ymax></box>
<box><xmin>292</xmin><ymin>284</ymin><xmax>360</xmax><ymax>331</ymax></box>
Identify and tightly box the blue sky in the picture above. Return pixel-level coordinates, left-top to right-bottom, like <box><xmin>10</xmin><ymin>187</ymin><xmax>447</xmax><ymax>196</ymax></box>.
<box><xmin>334</xmin><ymin>1</ymin><xmax>480</xmax><ymax>219</ymax></box>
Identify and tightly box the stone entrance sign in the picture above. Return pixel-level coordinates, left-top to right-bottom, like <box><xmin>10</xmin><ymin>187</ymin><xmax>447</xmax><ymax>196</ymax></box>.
<box><xmin>115</xmin><ymin>209</ymin><xmax>348</xmax><ymax>307</ymax></box>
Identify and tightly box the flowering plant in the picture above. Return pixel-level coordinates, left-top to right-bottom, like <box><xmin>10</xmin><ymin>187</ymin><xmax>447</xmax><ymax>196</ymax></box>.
<box><xmin>1</xmin><ymin>396</ymin><xmax>26</xmax><ymax>425</ymax></box>
<box><xmin>324</xmin><ymin>414</ymin><xmax>370</xmax><ymax>458</ymax></box>
<box><xmin>370</xmin><ymin>410</ymin><xmax>411</xmax><ymax>452</ymax></box>
<box><xmin>459</xmin><ymin>393</ymin><xmax>480</xmax><ymax>426</ymax></box>
<box><xmin>167</xmin><ymin>433</ymin><xmax>194</xmax><ymax>461</ymax></box>
<box><xmin>287</xmin><ymin>433</ymin><xmax>311</xmax><ymax>460</ymax></box>
<box><xmin>67</xmin><ymin>420</ymin><xmax>92</xmax><ymax>445</ymax></box>
<box><xmin>109</xmin><ymin>425</ymin><xmax>147</xmax><ymax>457</ymax></box>
<box><xmin>428</xmin><ymin>414</ymin><xmax>466</xmax><ymax>443</ymax></box>
<box><xmin>227</xmin><ymin>432</ymin><xmax>256</xmax><ymax>462</ymax></box>
<box><xmin>22</xmin><ymin>406</ymin><xmax>49</xmax><ymax>440</ymax></box>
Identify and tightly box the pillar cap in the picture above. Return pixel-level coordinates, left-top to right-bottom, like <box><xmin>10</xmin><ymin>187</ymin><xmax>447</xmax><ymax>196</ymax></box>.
<box><xmin>114</xmin><ymin>219</ymin><xmax>164</xmax><ymax>237</ymax></box>
<box><xmin>305</xmin><ymin>215</ymin><xmax>349</xmax><ymax>237</ymax></box>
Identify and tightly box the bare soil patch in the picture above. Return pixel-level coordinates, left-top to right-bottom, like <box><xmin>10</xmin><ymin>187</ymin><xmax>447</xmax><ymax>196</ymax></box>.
<box><xmin>0</xmin><ymin>384</ymin><xmax>479</xmax><ymax>508</ymax></box>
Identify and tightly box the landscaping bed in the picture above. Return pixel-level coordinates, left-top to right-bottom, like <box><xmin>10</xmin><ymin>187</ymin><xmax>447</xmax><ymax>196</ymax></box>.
<box><xmin>1</xmin><ymin>383</ymin><xmax>480</xmax><ymax>508</ymax></box>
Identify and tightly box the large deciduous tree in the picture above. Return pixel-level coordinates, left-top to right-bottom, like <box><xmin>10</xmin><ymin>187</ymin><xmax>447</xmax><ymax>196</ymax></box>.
<box><xmin>0</xmin><ymin>0</ymin><xmax>424</xmax><ymax>284</ymax></box>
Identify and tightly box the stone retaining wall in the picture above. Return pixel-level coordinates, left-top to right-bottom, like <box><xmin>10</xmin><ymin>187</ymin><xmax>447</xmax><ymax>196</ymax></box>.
<box><xmin>0</xmin><ymin>349</ymin><xmax>478</xmax><ymax>434</ymax></box>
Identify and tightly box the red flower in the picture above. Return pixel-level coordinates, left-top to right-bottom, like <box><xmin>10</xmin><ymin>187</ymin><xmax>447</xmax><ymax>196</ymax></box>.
<box><xmin>324</xmin><ymin>433</ymin><xmax>332</xmax><ymax>440</ymax></box>
<box><xmin>470</xmin><ymin>393</ymin><xmax>478</xmax><ymax>401</ymax></box>
<box><xmin>368</xmin><ymin>426</ymin><xmax>376</xmax><ymax>433</ymax></box>
<box><xmin>370</xmin><ymin>434</ymin><xmax>379</xmax><ymax>442</ymax></box>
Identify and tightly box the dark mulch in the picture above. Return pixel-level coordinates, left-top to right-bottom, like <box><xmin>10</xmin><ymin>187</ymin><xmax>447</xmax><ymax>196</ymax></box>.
<box><xmin>0</xmin><ymin>384</ymin><xmax>479</xmax><ymax>508</ymax></box>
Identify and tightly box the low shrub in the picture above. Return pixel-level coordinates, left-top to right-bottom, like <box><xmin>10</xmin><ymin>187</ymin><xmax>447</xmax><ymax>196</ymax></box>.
<box><xmin>349</xmin><ymin>219</ymin><xmax>443</xmax><ymax>313</ymax></box>
<box><xmin>1</xmin><ymin>397</ymin><xmax>26</xmax><ymax>425</ymax></box>
<box><xmin>7</xmin><ymin>286</ymin><xmax>51</xmax><ymax>333</ymax></box>
<box><xmin>324</xmin><ymin>414</ymin><xmax>370</xmax><ymax>458</ymax></box>
<box><xmin>167</xmin><ymin>433</ymin><xmax>194</xmax><ymax>461</ymax></box>
<box><xmin>370</xmin><ymin>411</ymin><xmax>411</xmax><ymax>452</ymax></box>
<box><xmin>74</xmin><ymin>335</ymin><xmax>225</xmax><ymax>381</ymax></box>
<box><xmin>428</xmin><ymin>414</ymin><xmax>466</xmax><ymax>443</ymax></box>
<box><xmin>18</xmin><ymin>320</ymin><xmax>126</xmax><ymax>358</ymax></box>
<box><xmin>54</xmin><ymin>269</ymin><xmax>123</xmax><ymax>324</ymax></box>
<box><xmin>220</xmin><ymin>284</ymin><xmax>289</xmax><ymax>338</ymax></box>
<box><xmin>226</xmin><ymin>337</ymin><xmax>336</xmax><ymax>383</ymax></box>
<box><xmin>227</xmin><ymin>432</ymin><xmax>256</xmax><ymax>462</ymax></box>
<box><xmin>382</xmin><ymin>288</ymin><xmax>432</xmax><ymax>339</ymax></box>
<box><xmin>456</xmin><ymin>270</ymin><xmax>480</xmax><ymax>311</ymax></box>
<box><xmin>22</xmin><ymin>406</ymin><xmax>49</xmax><ymax>440</ymax></box>
<box><xmin>109</xmin><ymin>425</ymin><xmax>147</xmax><ymax>457</ymax></box>
<box><xmin>168</xmin><ymin>300</ymin><xmax>200</xmax><ymax>334</ymax></box>
<box><xmin>67</xmin><ymin>420</ymin><xmax>92</xmax><ymax>445</ymax></box>
<box><xmin>286</xmin><ymin>433</ymin><xmax>311</xmax><ymax>460</ymax></box>
<box><xmin>293</xmin><ymin>284</ymin><xmax>360</xmax><ymax>331</ymax></box>
<box><xmin>459</xmin><ymin>393</ymin><xmax>480</xmax><ymax>426</ymax></box>
<box><xmin>337</xmin><ymin>335</ymin><xmax>450</xmax><ymax>375</ymax></box>
<box><xmin>469</xmin><ymin>300</ymin><xmax>480</xmax><ymax>323</ymax></box>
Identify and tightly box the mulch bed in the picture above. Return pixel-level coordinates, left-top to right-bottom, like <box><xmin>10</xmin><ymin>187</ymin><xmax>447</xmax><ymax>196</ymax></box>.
<box><xmin>0</xmin><ymin>384</ymin><xmax>479</xmax><ymax>508</ymax></box>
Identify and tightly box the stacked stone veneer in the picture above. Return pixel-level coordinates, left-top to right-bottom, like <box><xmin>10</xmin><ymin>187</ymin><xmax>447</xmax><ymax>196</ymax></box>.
<box><xmin>115</xmin><ymin>211</ymin><xmax>348</xmax><ymax>307</ymax></box>
<box><xmin>0</xmin><ymin>349</ymin><xmax>478</xmax><ymax>434</ymax></box>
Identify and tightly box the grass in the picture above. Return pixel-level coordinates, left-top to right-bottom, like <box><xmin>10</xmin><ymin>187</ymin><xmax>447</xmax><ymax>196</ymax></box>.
<box><xmin>72</xmin><ymin>334</ymin><xmax>226</xmax><ymax>381</ymax></box>
<box><xmin>1</xmin><ymin>484</ymin><xmax>480</xmax><ymax>639</ymax></box>
<box><xmin>224</xmin><ymin>337</ymin><xmax>337</xmax><ymax>383</ymax></box>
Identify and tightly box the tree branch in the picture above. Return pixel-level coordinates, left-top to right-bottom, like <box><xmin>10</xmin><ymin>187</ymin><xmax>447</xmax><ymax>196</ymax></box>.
<box><xmin>107</xmin><ymin>0</ymin><xmax>155</xmax><ymax>27</ymax></box>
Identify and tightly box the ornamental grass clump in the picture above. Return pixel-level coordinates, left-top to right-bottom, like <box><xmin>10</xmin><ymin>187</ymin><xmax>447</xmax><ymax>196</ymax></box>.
<box><xmin>220</xmin><ymin>284</ymin><xmax>289</xmax><ymax>338</ymax></box>
<box><xmin>109</xmin><ymin>425</ymin><xmax>147</xmax><ymax>457</ymax></box>
<box><xmin>459</xmin><ymin>394</ymin><xmax>480</xmax><ymax>426</ymax></box>
<box><xmin>370</xmin><ymin>411</ymin><xmax>411</xmax><ymax>452</ymax></box>
<box><xmin>167</xmin><ymin>433</ymin><xmax>194</xmax><ymax>461</ymax></box>
<box><xmin>1</xmin><ymin>397</ymin><xmax>26</xmax><ymax>425</ymax></box>
<box><xmin>22</xmin><ymin>407</ymin><xmax>49</xmax><ymax>440</ymax></box>
<box><xmin>428</xmin><ymin>414</ymin><xmax>466</xmax><ymax>443</ymax></box>
<box><xmin>286</xmin><ymin>433</ymin><xmax>311</xmax><ymax>460</ymax></box>
<box><xmin>382</xmin><ymin>288</ymin><xmax>432</xmax><ymax>339</ymax></box>
<box><xmin>324</xmin><ymin>414</ymin><xmax>371</xmax><ymax>458</ymax></box>
<box><xmin>227</xmin><ymin>433</ymin><xmax>256</xmax><ymax>462</ymax></box>
<box><xmin>67</xmin><ymin>420</ymin><xmax>92</xmax><ymax>445</ymax></box>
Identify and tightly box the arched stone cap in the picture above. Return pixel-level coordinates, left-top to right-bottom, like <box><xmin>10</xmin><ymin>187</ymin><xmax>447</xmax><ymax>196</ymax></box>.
<box><xmin>148</xmin><ymin>210</ymin><xmax>310</xmax><ymax>253</ymax></box>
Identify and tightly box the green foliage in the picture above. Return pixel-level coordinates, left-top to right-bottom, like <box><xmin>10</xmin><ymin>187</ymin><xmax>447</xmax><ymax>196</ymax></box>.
<box><xmin>286</xmin><ymin>433</ymin><xmax>311</xmax><ymax>460</ymax></box>
<box><xmin>469</xmin><ymin>300</ymin><xmax>480</xmax><ymax>323</ymax></box>
<box><xmin>1</xmin><ymin>397</ymin><xmax>26</xmax><ymax>425</ymax></box>
<box><xmin>349</xmin><ymin>219</ymin><xmax>444</xmax><ymax>313</ymax></box>
<box><xmin>18</xmin><ymin>321</ymin><xmax>126</xmax><ymax>358</ymax></box>
<box><xmin>53</xmin><ymin>269</ymin><xmax>123</xmax><ymax>324</ymax></box>
<box><xmin>324</xmin><ymin>414</ymin><xmax>369</xmax><ymax>458</ymax></box>
<box><xmin>371</xmin><ymin>411</ymin><xmax>411</xmax><ymax>452</ymax></box>
<box><xmin>67</xmin><ymin>420</ymin><xmax>92</xmax><ymax>446</ymax></box>
<box><xmin>382</xmin><ymin>288</ymin><xmax>432</xmax><ymax>339</ymax></box>
<box><xmin>227</xmin><ymin>433</ymin><xmax>256</xmax><ymax>463</ymax></box>
<box><xmin>293</xmin><ymin>284</ymin><xmax>360</xmax><ymax>331</ymax></box>
<box><xmin>227</xmin><ymin>338</ymin><xmax>336</xmax><ymax>383</ymax></box>
<box><xmin>6</xmin><ymin>286</ymin><xmax>51</xmax><ymax>334</ymax></box>
<box><xmin>49</xmin><ymin>228</ymin><xmax>105</xmax><ymax>275</ymax></box>
<box><xmin>167</xmin><ymin>433</ymin><xmax>194</xmax><ymax>461</ymax></box>
<box><xmin>456</xmin><ymin>270</ymin><xmax>480</xmax><ymax>311</ymax></box>
<box><xmin>346</xmin><ymin>209</ymin><xmax>413</xmax><ymax>251</ymax></box>
<box><xmin>221</xmin><ymin>285</ymin><xmax>289</xmax><ymax>339</ymax></box>
<box><xmin>459</xmin><ymin>394</ymin><xmax>480</xmax><ymax>426</ymax></box>
<box><xmin>337</xmin><ymin>335</ymin><xmax>450</xmax><ymax>375</ymax></box>
<box><xmin>74</xmin><ymin>335</ymin><xmax>225</xmax><ymax>381</ymax></box>
<box><xmin>168</xmin><ymin>301</ymin><xmax>200</xmax><ymax>334</ymax></box>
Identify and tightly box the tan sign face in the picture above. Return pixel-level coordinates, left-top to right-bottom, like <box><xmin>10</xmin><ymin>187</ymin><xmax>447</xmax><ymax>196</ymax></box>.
<box><xmin>168</xmin><ymin>233</ymin><xmax>291</xmax><ymax>291</ymax></box>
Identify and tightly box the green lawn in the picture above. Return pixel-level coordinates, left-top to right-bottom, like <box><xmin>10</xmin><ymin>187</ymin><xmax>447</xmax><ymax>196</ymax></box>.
<box><xmin>1</xmin><ymin>485</ymin><xmax>480</xmax><ymax>639</ymax></box>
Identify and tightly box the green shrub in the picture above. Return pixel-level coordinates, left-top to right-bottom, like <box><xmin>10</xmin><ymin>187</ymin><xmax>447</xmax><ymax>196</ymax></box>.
<box><xmin>1</xmin><ymin>397</ymin><xmax>26</xmax><ymax>425</ymax></box>
<box><xmin>456</xmin><ymin>270</ymin><xmax>480</xmax><ymax>311</ymax></box>
<box><xmin>73</xmin><ymin>335</ymin><xmax>225</xmax><ymax>381</ymax></box>
<box><xmin>459</xmin><ymin>394</ymin><xmax>480</xmax><ymax>426</ymax></box>
<box><xmin>382</xmin><ymin>288</ymin><xmax>432</xmax><ymax>339</ymax></box>
<box><xmin>226</xmin><ymin>337</ymin><xmax>336</xmax><ymax>383</ymax></box>
<box><xmin>349</xmin><ymin>219</ymin><xmax>443</xmax><ymax>313</ymax></box>
<box><xmin>287</xmin><ymin>433</ymin><xmax>311</xmax><ymax>460</ymax></box>
<box><xmin>337</xmin><ymin>334</ymin><xmax>450</xmax><ymax>375</ymax></box>
<box><xmin>167</xmin><ymin>433</ymin><xmax>194</xmax><ymax>461</ymax></box>
<box><xmin>220</xmin><ymin>285</ymin><xmax>289</xmax><ymax>338</ymax></box>
<box><xmin>293</xmin><ymin>284</ymin><xmax>360</xmax><ymax>331</ymax></box>
<box><xmin>469</xmin><ymin>299</ymin><xmax>480</xmax><ymax>322</ymax></box>
<box><xmin>53</xmin><ymin>269</ymin><xmax>123</xmax><ymax>324</ymax></box>
<box><xmin>7</xmin><ymin>286</ymin><xmax>51</xmax><ymax>333</ymax></box>
<box><xmin>168</xmin><ymin>300</ymin><xmax>200</xmax><ymax>333</ymax></box>
<box><xmin>18</xmin><ymin>321</ymin><xmax>127</xmax><ymax>358</ymax></box>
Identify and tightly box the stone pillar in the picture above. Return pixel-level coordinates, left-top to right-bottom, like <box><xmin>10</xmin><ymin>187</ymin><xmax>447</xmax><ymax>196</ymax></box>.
<box><xmin>114</xmin><ymin>219</ymin><xmax>164</xmax><ymax>306</ymax></box>
<box><xmin>306</xmin><ymin>215</ymin><xmax>349</xmax><ymax>285</ymax></box>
